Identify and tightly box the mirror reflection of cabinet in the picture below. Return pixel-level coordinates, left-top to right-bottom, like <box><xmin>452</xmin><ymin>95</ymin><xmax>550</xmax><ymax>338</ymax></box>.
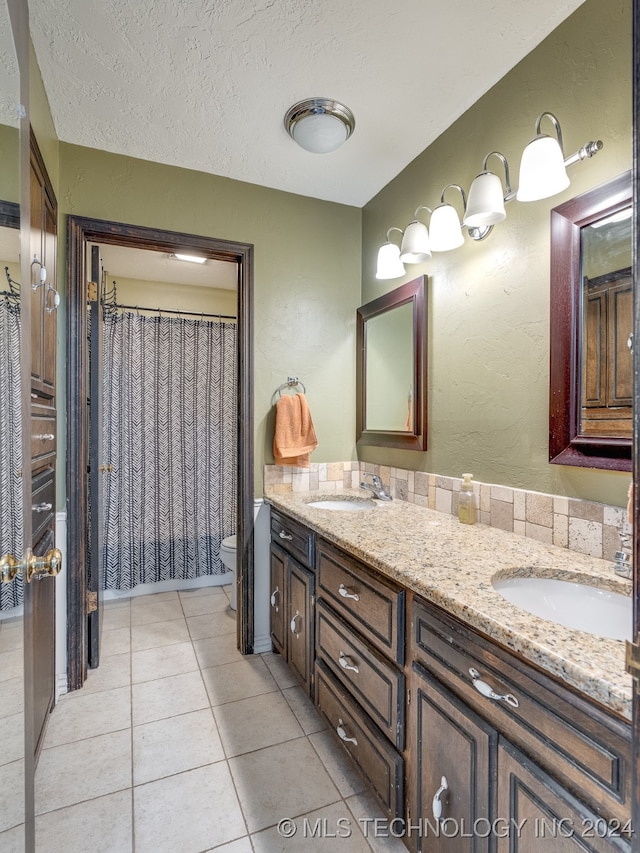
<box><xmin>549</xmin><ymin>171</ymin><xmax>632</xmax><ymax>471</ymax></box>
<box><xmin>356</xmin><ymin>276</ymin><xmax>427</xmax><ymax>450</ymax></box>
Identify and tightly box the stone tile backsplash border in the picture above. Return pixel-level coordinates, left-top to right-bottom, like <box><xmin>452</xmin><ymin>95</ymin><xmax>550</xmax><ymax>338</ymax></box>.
<box><xmin>263</xmin><ymin>461</ymin><xmax>630</xmax><ymax>563</ymax></box>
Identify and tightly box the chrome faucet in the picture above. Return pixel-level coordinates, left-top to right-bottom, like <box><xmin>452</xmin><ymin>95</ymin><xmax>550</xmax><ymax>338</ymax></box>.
<box><xmin>360</xmin><ymin>472</ymin><xmax>393</xmax><ymax>501</ymax></box>
<box><xmin>613</xmin><ymin>527</ymin><xmax>632</xmax><ymax>579</ymax></box>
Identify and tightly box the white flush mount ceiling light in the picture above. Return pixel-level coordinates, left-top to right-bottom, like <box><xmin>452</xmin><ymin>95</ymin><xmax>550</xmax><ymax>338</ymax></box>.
<box><xmin>170</xmin><ymin>253</ymin><xmax>207</xmax><ymax>264</ymax></box>
<box><xmin>284</xmin><ymin>98</ymin><xmax>355</xmax><ymax>154</ymax></box>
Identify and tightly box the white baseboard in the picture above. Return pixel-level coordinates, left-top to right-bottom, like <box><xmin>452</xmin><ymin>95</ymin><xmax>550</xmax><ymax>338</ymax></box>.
<box><xmin>253</xmin><ymin>634</ymin><xmax>273</xmax><ymax>654</ymax></box>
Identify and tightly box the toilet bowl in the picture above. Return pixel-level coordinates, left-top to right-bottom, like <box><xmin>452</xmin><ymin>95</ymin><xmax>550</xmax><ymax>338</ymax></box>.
<box><xmin>220</xmin><ymin>499</ymin><xmax>262</xmax><ymax>611</ymax></box>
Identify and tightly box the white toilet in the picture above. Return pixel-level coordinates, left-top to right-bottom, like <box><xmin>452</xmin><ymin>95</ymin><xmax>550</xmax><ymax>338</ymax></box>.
<box><xmin>220</xmin><ymin>498</ymin><xmax>263</xmax><ymax>611</ymax></box>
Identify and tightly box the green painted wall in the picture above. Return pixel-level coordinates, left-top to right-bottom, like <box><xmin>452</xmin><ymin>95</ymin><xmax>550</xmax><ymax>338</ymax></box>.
<box><xmin>360</xmin><ymin>0</ymin><xmax>632</xmax><ymax>506</ymax></box>
<box><xmin>58</xmin><ymin>144</ymin><xmax>362</xmax><ymax>496</ymax></box>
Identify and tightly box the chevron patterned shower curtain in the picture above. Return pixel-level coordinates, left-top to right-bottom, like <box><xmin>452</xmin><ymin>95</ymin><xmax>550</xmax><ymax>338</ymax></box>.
<box><xmin>102</xmin><ymin>312</ymin><xmax>237</xmax><ymax>590</ymax></box>
<box><xmin>0</xmin><ymin>300</ymin><xmax>23</xmax><ymax>610</ymax></box>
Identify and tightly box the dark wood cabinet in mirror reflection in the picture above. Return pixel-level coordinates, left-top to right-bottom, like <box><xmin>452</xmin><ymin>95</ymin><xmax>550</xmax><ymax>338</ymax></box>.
<box><xmin>549</xmin><ymin>170</ymin><xmax>632</xmax><ymax>471</ymax></box>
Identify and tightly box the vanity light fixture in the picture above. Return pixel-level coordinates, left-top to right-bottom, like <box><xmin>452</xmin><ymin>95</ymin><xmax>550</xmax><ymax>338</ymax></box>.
<box><xmin>517</xmin><ymin>112</ymin><xmax>570</xmax><ymax>201</ymax></box>
<box><xmin>464</xmin><ymin>151</ymin><xmax>513</xmax><ymax>228</ymax></box>
<box><xmin>400</xmin><ymin>206</ymin><xmax>432</xmax><ymax>263</ymax></box>
<box><xmin>284</xmin><ymin>98</ymin><xmax>355</xmax><ymax>154</ymax></box>
<box><xmin>384</xmin><ymin>111</ymin><xmax>602</xmax><ymax>265</ymax></box>
<box><xmin>375</xmin><ymin>228</ymin><xmax>406</xmax><ymax>279</ymax></box>
<box><xmin>429</xmin><ymin>185</ymin><xmax>467</xmax><ymax>252</ymax></box>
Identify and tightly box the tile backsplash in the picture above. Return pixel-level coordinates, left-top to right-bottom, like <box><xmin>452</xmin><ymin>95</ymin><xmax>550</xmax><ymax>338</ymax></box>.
<box><xmin>263</xmin><ymin>461</ymin><xmax>630</xmax><ymax>563</ymax></box>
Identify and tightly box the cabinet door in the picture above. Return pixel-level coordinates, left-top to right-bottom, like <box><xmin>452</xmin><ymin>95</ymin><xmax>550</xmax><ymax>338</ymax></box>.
<box><xmin>497</xmin><ymin>740</ymin><xmax>631</xmax><ymax>853</ymax></box>
<box><xmin>287</xmin><ymin>558</ymin><xmax>314</xmax><ymax>695</ymax></box>
<box><xmin>269</xmin><ymin>544</ymin><xmax>287</xmax><ymax>657</ymax></box>
<box><xmin>408</xmin><ymin>661</ymin><xmax>495</xmax><ymax>853</ymax></box>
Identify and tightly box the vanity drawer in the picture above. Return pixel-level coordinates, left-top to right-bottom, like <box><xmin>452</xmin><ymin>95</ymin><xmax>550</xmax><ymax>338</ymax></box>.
<box><xmin>315</xmin><ymin>660</ymin><xmax>404</xmax><ymax>818</ymax></box>
<box><xmin>410</xmin><ymin>596</ymin><xmax>632</xmax><ymax>824</ymax></box>
<box><xmin>316</xmin><ymin>600</ymin><xmax>404</xmax><ymax>749</ymax></box>
<box><xmin>316</xmin><ymin>539</ymin><xmax>405</xmax><ymax>664</ymax></box>
<box><xmin>270</xmin><ymin>509</ymin><xmax>315</xmax><ymax>569</ymax></box>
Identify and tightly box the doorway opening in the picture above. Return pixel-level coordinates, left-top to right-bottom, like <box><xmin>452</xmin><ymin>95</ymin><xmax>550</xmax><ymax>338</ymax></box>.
<box><xmin>66</xmin><ymin>216</ymin><xmax>254</xmax><ymax>690</ymax></box>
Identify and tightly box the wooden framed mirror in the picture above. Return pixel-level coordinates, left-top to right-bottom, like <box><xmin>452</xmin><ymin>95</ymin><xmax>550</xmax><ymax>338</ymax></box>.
<box><xmin>356</xmin><ymin>275</ymin><xmax>427</xmax><ymax>450</ymax></box>
<box><xmin>549</xmin><ymin>170</ymin><xmax>632</xmax><ymax>471</ymax></box>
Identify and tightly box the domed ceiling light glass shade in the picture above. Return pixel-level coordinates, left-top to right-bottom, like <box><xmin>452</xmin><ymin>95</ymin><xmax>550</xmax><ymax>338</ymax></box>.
<box><xmin>517</xmin><ymin>112</ymin><xmax>569</xmax><ymax>202</ymax></box>
<box><xmin>376</xmin><ymin>228</ymin><xmax>406</xmax><ymax>279</ymax></box>
<box><xmin>400</xmin><ymin>206</ymin><xmax>432</xmax><ymax>263</ymax></box>
<box><xmin>464</xmin><ymin>152</ymin><xmax>512</xmax><ymax>228</ymax></box>
<box><xmin>429</xmin><ymin>185</ymin><xmax>466</xmax><ymax>252</ymax></box>
<box><xmin>284</xmin><ymin>98</ymin><xmax>355</xmax><ymax>154</ymax></box>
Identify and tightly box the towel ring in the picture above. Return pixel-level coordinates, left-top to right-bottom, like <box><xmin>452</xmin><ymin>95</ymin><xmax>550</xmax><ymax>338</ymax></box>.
<box><xmin>275</xmin><ymin>376</ymin><xmax>306</xmax><ymax>399</ymax></box>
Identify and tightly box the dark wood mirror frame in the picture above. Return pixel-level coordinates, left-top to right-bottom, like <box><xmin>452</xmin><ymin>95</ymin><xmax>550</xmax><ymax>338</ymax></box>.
<box><xmin>549</xmin><ymin>169</ymin><xmax>632</xmax><ymax>471</ymax></box>
<box><xmin>356</xmin><ymin>275</ymin><xmax>427</xmax><ymax>451</ymax></box>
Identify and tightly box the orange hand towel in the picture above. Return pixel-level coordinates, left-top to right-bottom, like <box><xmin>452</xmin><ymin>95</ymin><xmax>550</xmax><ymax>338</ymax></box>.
<box><xmin>273</xmin><ymin>393</ymin><xmax>318</xmax><ymax>468</ymax></box>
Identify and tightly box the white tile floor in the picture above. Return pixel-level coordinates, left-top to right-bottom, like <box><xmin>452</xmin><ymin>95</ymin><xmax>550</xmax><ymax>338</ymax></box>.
<box><xmin>34</xmin><ymin>586</ymin><xmax>405</xmax><ymax>852</ymax></box>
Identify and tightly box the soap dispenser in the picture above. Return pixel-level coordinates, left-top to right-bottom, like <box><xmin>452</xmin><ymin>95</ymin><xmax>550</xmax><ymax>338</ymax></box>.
<box><xmin>458</xmin><ymin>473</ymin><xmax>477</xmax><ymax>525</ymax></box>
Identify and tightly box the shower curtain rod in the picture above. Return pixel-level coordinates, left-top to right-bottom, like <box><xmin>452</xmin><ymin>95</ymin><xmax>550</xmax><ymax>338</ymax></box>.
<box><xmin>103</xmin><ymin>301</ymin><xmax>236</xmax><ymax>320</ymax></box>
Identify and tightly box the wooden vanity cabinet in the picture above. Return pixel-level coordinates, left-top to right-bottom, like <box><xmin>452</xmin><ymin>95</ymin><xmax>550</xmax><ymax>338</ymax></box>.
<box><xmin>408</xmin><ymin>595</ymin><xmax>632</xmax><ymax>853</ymax></box>
<box><xmin>314</xmin><ymin>539</ymin><xmax>406</xmax><ymax>819</ymax></box>
<box><xmin>269</xmin><ymin>510</ymin><xmax>315</xmax><ymax>696</ymax></box>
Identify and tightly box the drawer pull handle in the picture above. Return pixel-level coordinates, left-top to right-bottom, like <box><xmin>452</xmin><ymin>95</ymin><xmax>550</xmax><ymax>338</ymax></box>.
<box><xmin>338</xmin><ymin>652</ymin><xmax>359</xmax><ymax>673</ymax></box>
<box><xmin>34</xmin><ymin>433</ymin><xmax>54</xmax><ymax>441</ymax></box>
<box><xmin>338</xmin><ymin>583</ymin><xmax>359</xmax><ymax>602</ymax></box>
<box><xmin>336</xmin><ymin>718</ymin><xmax>358</xmax><ymax>746</ymax></box>
<box><xmin>290</xmin><ymin>611</ymin><xmax>301</xmax><ymax>636</ymax></box>
<box><xmin>432</xmin><ymin>776</ymin><xmax>448</xmax><ymax>821</ymax></box>
<box><xmin>33</xmin><ymin>502</ymin><xmax>53</xmax><ymax>513</ymax></box>
<box><xmin>469</xmin><ymin>667</ymin><xmax>519</xmax><ymax>708</ymax></box>
<box><xmin>270</xmin><ymin>586</ymin><xmax>279</xmax><ymax>611</ymax></box>
<box><xmin>278</xmin><ymin>530</ymin><xmax>293</xmax><ymax>541</ymax></box>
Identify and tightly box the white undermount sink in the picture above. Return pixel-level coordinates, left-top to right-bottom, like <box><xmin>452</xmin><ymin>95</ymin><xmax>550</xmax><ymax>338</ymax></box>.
<box><xmin>492</xmin><ymin>576</ymin><xmax>631</xmax><ymax>642</ymax></box>
<box><xmin>306</xmin><ymin>498</ymin><xmax>375</xmax><ymax>512</ymax></box>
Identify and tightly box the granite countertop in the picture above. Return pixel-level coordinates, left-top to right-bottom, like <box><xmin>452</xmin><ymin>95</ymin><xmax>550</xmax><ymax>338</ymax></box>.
<box><xmin>266</xmin><ymin>489</ymin><xmax>633</xmax><ymax>721</ymax></box>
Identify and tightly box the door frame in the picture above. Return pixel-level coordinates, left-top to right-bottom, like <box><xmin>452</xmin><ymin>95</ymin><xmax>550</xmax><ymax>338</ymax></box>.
<box><xmin>66</xmin><ymin>215</ymin><xmax>254</xmax><ymax>690</ymax></box>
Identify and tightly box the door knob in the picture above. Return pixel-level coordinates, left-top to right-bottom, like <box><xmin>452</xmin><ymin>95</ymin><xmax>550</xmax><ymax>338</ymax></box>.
<box><xmin>0</xmin><ymin>548</ymin><xmax>62</xmax><ymax>584</ymax></box>
<box><xmin>99</xmin><ymin>463</ymin><xmax>114</xmax><ymax>474</ymax></box>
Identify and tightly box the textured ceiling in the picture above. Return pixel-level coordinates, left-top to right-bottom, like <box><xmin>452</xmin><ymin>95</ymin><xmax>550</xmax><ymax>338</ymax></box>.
<box><xmin>28</xmin><ymin>0</ymin><xmax>587</xmax><ymax>207</ymax></box>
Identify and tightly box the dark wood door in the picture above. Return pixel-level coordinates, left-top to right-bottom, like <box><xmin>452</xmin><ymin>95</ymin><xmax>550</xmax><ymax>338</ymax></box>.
<box><xmin>27</xmin><ymin>132</ymin><xmax>58</xmax><ymax>760</ymax></box>
<box><xmin>269</xmin><ymin>544</ymin><xmax>287</xmax><ymax>657</ymax></box>
<box><xmin>87</xmin><ymin>246</ymin><xmax>104</xmax><ymax>668</ymax></box>
<box><xmin>408</xmin><ymin>661</ymin><xmax>495</xmax><ymax>853</ymax></box>
<box><xmin>496</xmin><ymin>739</ymin><xmax>630</xmax><ymax>852</ymax></box>
<box><xmin>287</xmin><ymin>558</ymin><xmax>314</xmax><ymax>695</ymax></box>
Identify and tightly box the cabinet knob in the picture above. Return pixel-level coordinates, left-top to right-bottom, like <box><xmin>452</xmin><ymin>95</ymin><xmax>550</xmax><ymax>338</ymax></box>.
<box><xmin>432</xmin><ymin>775</ymin><xmax>448</xmax><ymax>821</ymax></box>
<box><xmin>290</xmin><ymin>611</ymin><xmax>302</xmax><ymax>636</ymax></box>
<box><xmin>338</xmin><ymin>652</ymin><xmax>359</xmax><ymax>674</ymax></box>
<box><xmin>270</xmin><ymin>586</ymin><xmax>280</xmax><ymax>611</ymax></box>
<box><xmin>469</xmin><ymin>667</ymin><xmax>519</xmax><ymax>708</ymax></box>
<box><xmin>278</xmin><ymin>530</ymin><xmax>293</xmax><ymax>541</ymax></box>
<box><xmin>336</xmin><ymin>718</ymin><xmax>358</xmax><ymax>746</ymax></box>
<box><xmin>32</xmin><ymin>502</ymin><xmax>53</xmax><ymax>513</ymax></box>
<box><xmin>338</xmin><ymin>583</ymin><xmax>360</xmax><ymax>602</ymax></box>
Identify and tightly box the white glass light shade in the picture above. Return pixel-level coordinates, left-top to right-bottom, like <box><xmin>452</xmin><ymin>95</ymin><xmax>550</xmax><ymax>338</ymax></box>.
<box><xmin>517</xmin><ymin>135</ymin><xmax>569</xmax><ymax>201</ymax></box>
<box><xmin>292</xmin><ymin>113</ymin><xmax>349</xmax><ymax>154</ymax></box>
<box><xmin>376</xmin><ymin>242</ymin><xmax>406</xmax><ymax>279</ymax></box>
<box><xmin>429</xmin><ymin>204</ymin><xmax>464</xmax><ymax>252</ymax></box>
<box><xmin>463</xmin><ymin>172</ymin><xmax>506</xmax><ymax>227</ymax></box>
<box><xmin>399</xmin><ymin>220</ymin><xmax>431</xmax><ymax>263</ymax></box>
